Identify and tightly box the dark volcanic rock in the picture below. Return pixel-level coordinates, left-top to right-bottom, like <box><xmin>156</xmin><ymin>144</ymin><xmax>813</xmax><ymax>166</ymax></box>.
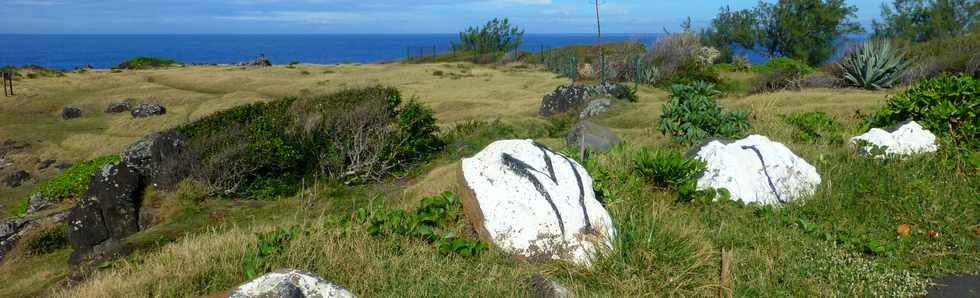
<box><xmin>120</xmin><ymin>129</ymin><xmax>187</xmax><ymax>188</ymax></box>
<box><xmin>3</xmin><ymin>170</ymin><xmax>30</xmax><ymax>187</ymax></box>
<box><xmin>38</xmin><ymin>159</ymin><xmax>56</xmax><ymax>170</ymax></box>
<box><xmin>62</xmin><ymin>107</ymin><xmax>82</xmax><ymax>119</ymax></box>
<box><xmin>566</xmin><ymin>121</ymin><xmax>623</xmax><ymax>152</ymax></box>
<box><xmin>239</xmin><ymin>54</ymin><xmax>272</xmax><ymax>67</ymax></box>
<box><xmin>105</xmin><ymin>102</ymin><xmax>131</xmax><ymax>113</ymax></box>
<box><xmin>527</xmin><ymin>274</ymin><xmax>574</xmax><ymax>298</ymax></box>
<box><xmin>131</xmin><ymin>103</ymin><xmax>166</xmax><ymax>118</ymax></box>
<box><xmin>67</xmin><ymin>162</ymin><xmax>144</xmax><ymax>264</ymax></box>
<box><xmin>539</xmin><ymin>83</ymin><xmax>632</xmax><ymax>117</ymax></box>
<box><xmin>539</xmin><ymin>85</ymin><xmax>592</xmax><ymax>117</ymax></box>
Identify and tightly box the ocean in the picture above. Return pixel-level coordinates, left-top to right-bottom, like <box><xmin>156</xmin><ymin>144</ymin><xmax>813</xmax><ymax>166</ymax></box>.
<box><xmin>0</xmin><ymin>34</ymin><xmax>664</xmax><ymax>70</ymax></box>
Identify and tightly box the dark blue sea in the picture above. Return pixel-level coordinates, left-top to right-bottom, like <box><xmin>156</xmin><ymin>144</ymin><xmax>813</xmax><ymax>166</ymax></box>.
<box><xmin>0</xmin><ymin>34</ymin><xmax>666</xmax><ymax>70</ymax></box>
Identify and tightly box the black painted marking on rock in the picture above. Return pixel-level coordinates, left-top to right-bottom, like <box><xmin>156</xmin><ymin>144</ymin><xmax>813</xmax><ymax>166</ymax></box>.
<box><xmin>502</xmin><ymin>153</ymin><xmax>566</xmax><ymax>237</ymax></box>
<box><xmin>563</xmin><ymin>157</ymin><xmax>594</xmax><ymax>233</ymax></box>
<box><xmin>741</xmin><ymin>145</ymin><xmax>785</xmax><ymax>204</ymax></box>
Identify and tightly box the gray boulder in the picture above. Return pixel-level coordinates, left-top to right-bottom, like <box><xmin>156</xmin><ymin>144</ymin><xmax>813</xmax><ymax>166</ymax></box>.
<box><xmin>230</xmin><ymin>269</ymin><xmax>357</xmax><ymax>298</ymax></box>
<box><xmin>120</xmin><ymin>129</ymin><xmax>187</xmax><ymax>189</ymax></box>
<box><xmin>26</xmin><ymin>192</ymin><xmax>53</xmax><ymax>214</ymax></box>
<box><xmin>587</xmin><ymin>82</ymin><xmax>630</xmax><ymax>100</ymax></box>
<box><xmin>579</xmin><ymin>98</ymin><xmax>612</xmax><ymax>119</ymax></box>
<box><xmin>62</xmin><ymin>107</ymin><xmax>82</xmax><ymax>119</ymax></box>
<box><xmin>566</xmin><ymin>121</ymin><xmax>623</xmax><ymax>152</ymax></box>
<box><xmin>0</xmin><ymin>217</ymin><xmax>36</xmax><ymax>263</ymax></box>
<box><xmin>66</xmin><ymin>162</ymin><xmax>144</xmax><ymax>264</ymax></box>
<box><xmin>105</xmin><ymin>102</ymin><xmax>131</xmax><ymax>113</ymax></box>
<box><xmin>131</xmin><ymin>103</ymin><xmax>166</xmax><ymax>118</ymax></box>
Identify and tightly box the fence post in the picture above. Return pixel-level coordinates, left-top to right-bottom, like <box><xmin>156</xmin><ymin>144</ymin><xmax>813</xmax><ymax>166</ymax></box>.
<box><xmin>634</xmin><ymin>56</ymin><xmax>641</xmax><ymax>89</ymax></box>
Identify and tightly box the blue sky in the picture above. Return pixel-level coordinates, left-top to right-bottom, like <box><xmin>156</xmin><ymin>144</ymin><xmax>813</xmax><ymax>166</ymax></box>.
<box><xmin>7</xmin><ymin>0</ymin><xmax>888</xmax><ymax>34</ymax></box>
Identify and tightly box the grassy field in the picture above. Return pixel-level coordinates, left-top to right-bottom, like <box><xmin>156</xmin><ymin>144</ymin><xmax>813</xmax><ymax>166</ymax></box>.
<box><xmin>0</xmin><ymin>62</ymin><xmax>976</xmax><ymax>297</ymax></box>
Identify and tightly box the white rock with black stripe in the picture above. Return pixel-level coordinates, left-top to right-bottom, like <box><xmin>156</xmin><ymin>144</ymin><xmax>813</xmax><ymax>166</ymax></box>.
<box><xmin>459</xmin><ymin>139</ymin><xmax>615</xmax><ymax>266</ymax></box>
<box><xmin>693</xmin><ymin>135</ymin><xmax>821</xmax><ymax>205</ymax></box>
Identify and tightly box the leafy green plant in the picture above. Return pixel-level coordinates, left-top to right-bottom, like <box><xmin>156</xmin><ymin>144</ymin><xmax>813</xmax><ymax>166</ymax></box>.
<box><xmin>242</xmin><ymin>226</ymin><xmax>300</xmax><ymax>279</ymax></box>
<box><xmin>356</xmin><ymin>192</ymin><xmax>488</xmax><ymax>257</ymax></box>
<box><xmin>632</xmin><ymin>148</ymin><xmax>706</xmax><ymax>189</ymax></box>
<box><xmin>659</xmin><ymin>82</ymin><xmax>751</xmax><ymax>144</ymax></box>
<box><xmin>840</xmin><ymin>38</ymin><xmax>911</xmax><ymax>90</ymax></box>
<box><xmin>28</xmin><ymin>226</ymin><xmax>68</xmax><ymax>255</ymax></box>
<box><xmin>34</xmin><ymin>155</ymin><xmax>120</xmax><ymax>202</ymax></box>
<box><xmin>113</xmin><ymin>57</ymin><xmax>179</xmax><ymax>70</ymax></box>
<box><xmin>781</xmin><ymin>112</ymin><xmax>844</xmax><ymax>144</ymax></box>
<box><xmin>867</xmin><ymin>74</ymin><xmax>979</xmax><ymax>149</ymax></box>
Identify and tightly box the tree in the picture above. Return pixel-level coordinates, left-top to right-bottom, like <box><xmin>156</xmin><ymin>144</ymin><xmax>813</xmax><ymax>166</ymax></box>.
<box><xmin>452</xmin><ymin>18</ymin><xmax>525</xmax><ymax>54</ymax></box>
<box><xmin>701</xmin><ymin>0</ymin><xmax>863</xmax><ymax>66</ymax></box>
<box><xmin>701</xmin><ymin>6</ymin><xmax>761</xmax><ymax>62</ymax></box>
<box><xmin>873</xmin><ymin>0</ymin><xmax>979</xmax><ymax>42</ymax></box>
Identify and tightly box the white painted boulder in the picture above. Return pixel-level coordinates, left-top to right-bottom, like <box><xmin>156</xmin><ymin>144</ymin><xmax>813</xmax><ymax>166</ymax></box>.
<box><xmin>459</xmin><ymin>140</ymin><xmax>614</xmax><ymax>266</ymax></box>
<box><xmin>851</xmin><ymin>120</ymin><xmax>937</xmax><ymax>157</ymax></box>
<box><xmin>230</xmin><ymin>269</ymin><xmax>356</xmax><ymax>298</ymax></box>
<box><xmin>694</xmin><ymin>135</ymin><xmax>821</xmax><ymax>205</ymax></box>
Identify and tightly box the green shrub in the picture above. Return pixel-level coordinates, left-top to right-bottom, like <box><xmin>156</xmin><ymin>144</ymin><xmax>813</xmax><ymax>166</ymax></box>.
<box><xmin>659</xmin><ymin>82</ymin><xmax>751</xmax><ymax>144</ymax></box>
<box><xmin>781</xmin><ymin>112</ymin><xmax>844</xmax><ymax>144</ymax></box>
<box><xmin>840</xmin><ymin>38</ymin><xmax>910</xmax><ymax>90</ymax></box>
<box><xmin>34</xmin><ymin>155</ymin><xmax>120</xmax><ymax>202</ymax></box>
<box><xmin>173</xmin><ymin>86</ymin><xmax>443</xmax><ymax>197</ymax></box>
<box><xmin>752</xmin><ymin>57</ymin><xmax>813</xmax><ymax>93</ymax></box>
<box><xmin>868</xmin><ymin>74</ymin><xmax>979</xmax><ymax>149</ymax></box>
<box><xmin>113</xmin><ymin>57</ymin><xmax>179</xmax><ymax>70</ymax></box>
<box><xmin>355</xmin><ymin>192</ymin><xmax>488</xmax><ymax>257</ymax></box>
<box><xmin>731</xmin><ymin>56</ymin><xmax>751</xmax><ymax>72</ymax></box>
<box><xmin>901</xmin><ymin>32</ymin><xmax>980</xmax><ymax>83</ymax></box>
<box><xmin>28</xmin><ymin>226</ymin><xmax>68</xmax><ymax>255</ymax></box>
<box><xmin>632</xmin><ymin>148</ymin><xmax>706</xmax><ymax>189</ymax></box>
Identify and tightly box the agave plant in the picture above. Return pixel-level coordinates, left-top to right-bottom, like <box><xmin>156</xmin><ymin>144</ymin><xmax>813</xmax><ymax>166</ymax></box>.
<box><xmin>841</xmin><ymin>38</ymin><xmax>911</xmax><ymax>90</ymax></box>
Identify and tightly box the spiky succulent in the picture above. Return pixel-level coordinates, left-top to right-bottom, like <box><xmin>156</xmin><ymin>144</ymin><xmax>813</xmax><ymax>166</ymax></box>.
<box><xmin>841</xmin><ymin>38</ymin><xmax>911</xmax><ymax>90</ymax></box>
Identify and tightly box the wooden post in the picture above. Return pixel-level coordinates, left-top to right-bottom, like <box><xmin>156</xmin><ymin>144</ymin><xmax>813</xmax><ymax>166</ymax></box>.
<box><xmin>720</xmin><ymin>248</ymin><xmax>733</xmax><ymax>298</ymax></box>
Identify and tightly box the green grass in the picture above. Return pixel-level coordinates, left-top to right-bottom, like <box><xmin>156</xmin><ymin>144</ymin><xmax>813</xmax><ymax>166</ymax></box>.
<box><xmin>35</xmin><ymin>155</ymin><xmax>120</xmax><ymax>201</ymax></box>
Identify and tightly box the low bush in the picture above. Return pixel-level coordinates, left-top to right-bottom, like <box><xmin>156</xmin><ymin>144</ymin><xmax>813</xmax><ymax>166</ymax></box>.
<box><xmin>840</xmin><ymin>38</ymin><xmax>910</xmax><ymax>90</ymax></box>
<box><xmin>867</xmin><ymin>74</ymin><xmax>979</xmax><ymax>149</ymax></box>
<box><xmin>900</xmin><ymin>32</ymin><xmax>980</xmax><ymax>83</ymax></box>
<box><xmin>659</xmin><ymin>82</ymin><xmax>751</xmax><ymax>144</ymax></box>
<box><xmin>28</xmin><ymin>225</ymin><xmax>69</xmax><ymax>255</ymax></box>
<box><xmin>34</xmin><ymin>155</ymin><xmax>121</xmax><ymax>202</ymax></box>
<box><xmin>751</xmin><ymin>57</ymin><xmax>813</xmax><ymax>93</ymax></box>
<box><xmin>113</xmin><ymin>57</ymin><xmax>179</xmax><ymax>70</ymax></box>
<box><xmin>172</xmin><ymin>86</ymin><xmax>443</xmax><ymax>197</ymax></box>
<box><xmin>354</xmin><ymin>192</ymin><xmax>488</xmax><ymax>257</ymax></box>
<box><xmin>632</xmin><ymin>148</ymin><xmax>705</xmax><ymax>189</ymax></box>
<box><xmin>781</xmin><ymin>112</ymin><xmax>844</xmax><ymax>144</ymax></box>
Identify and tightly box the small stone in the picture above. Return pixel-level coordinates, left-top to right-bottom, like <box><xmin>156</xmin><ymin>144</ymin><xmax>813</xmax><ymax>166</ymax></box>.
<box><xmin>38</xmin><ymin>159</ymin><xmax>56</xmax><ymax>170</ymax></box>
<box><xmin>928</xmin><ymin>230</ymin><xmax>940</xmax><ymax>238</ymax></box>
<box><xmin>105</xmin><ymin>102</ymin><xmax>131</xmax><ymax>113</ymax></box>
<box><xmin>3</xmin><ymin>170</ymin><xmax>30</xmax><ymax>187</ymax></box>
<box><xmin>131</xmin><ymin>104</ymin><xmax>166</xmax><ymax>118</ymax></box>
<box><xmin>528</xmin><ymin>275</ymin><xmax>574</xmax><ymax>298</ymax></box>
<box><xmin>26</xmin><ymin>192</ymin><xmax>53</xmax><ymax>214</ymax></box>
<box><xmin>62</xmin><ymin>107</ymin><xmax>82</xmax><ymax>119</ymax></box>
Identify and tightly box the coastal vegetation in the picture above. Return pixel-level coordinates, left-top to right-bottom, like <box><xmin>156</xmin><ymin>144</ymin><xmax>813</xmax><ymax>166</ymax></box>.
<box><xmin>113</xmin><ymin>57</ymin><xmax>180</xmax><ymax>70</ymax></box>
<box><xmin>0</xmin><ymin>1</ymin><xmax>978</xmax><ymax>297</ymax></box>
